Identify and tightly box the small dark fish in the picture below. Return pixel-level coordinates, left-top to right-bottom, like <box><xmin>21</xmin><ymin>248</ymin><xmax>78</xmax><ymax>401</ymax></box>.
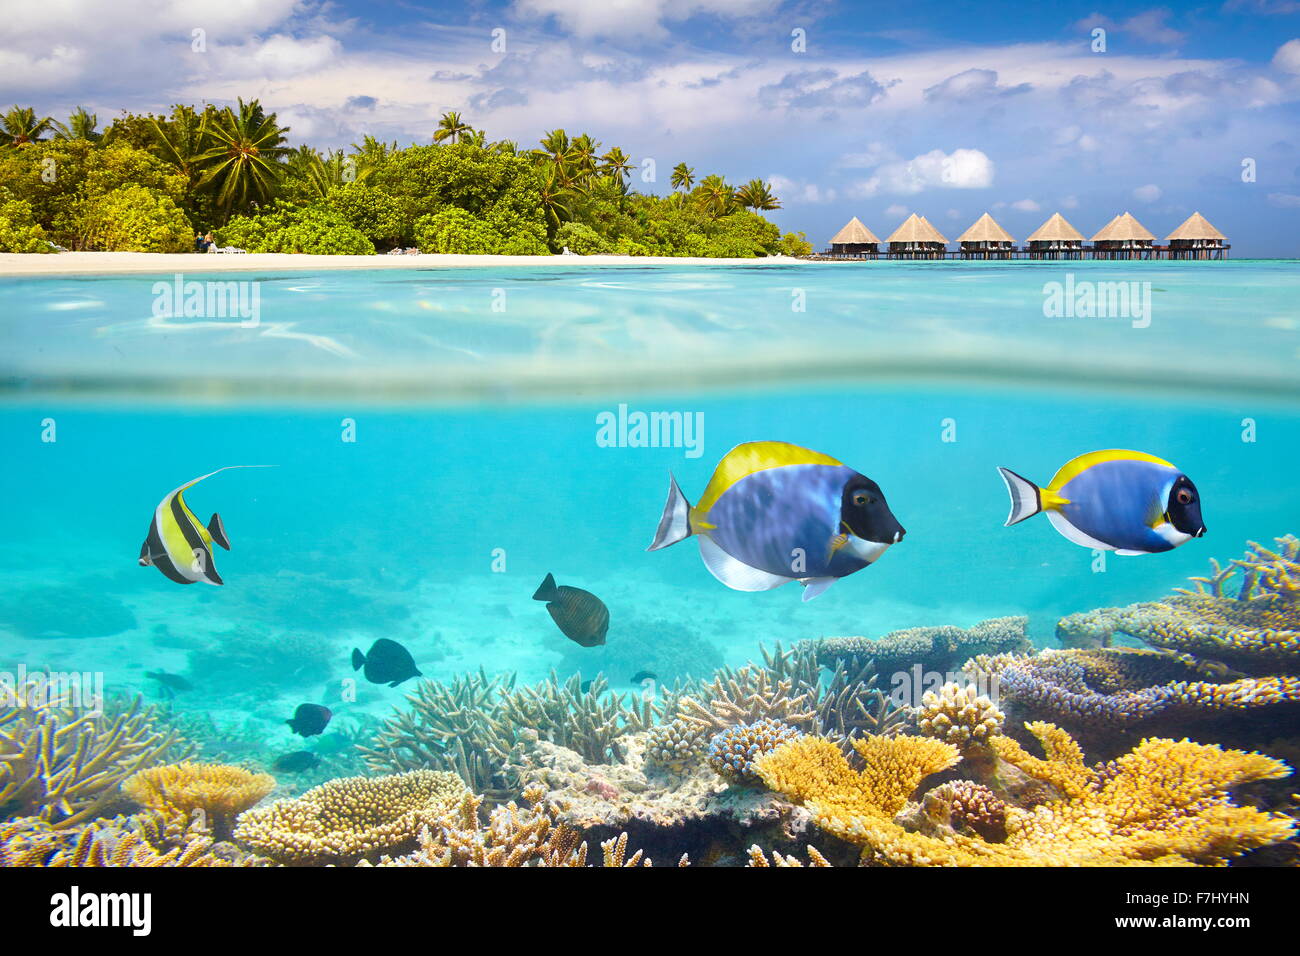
<box><xmin>145</xmin><ymin>670</ymin><xmax>192</xmax><ymax>692</ymax></box>
<box><xmin>580</xmin><ymin>679</ymin><xmax>595</xmax><ymax>694</ymax></box>
<box><xmin>286</xmin><ymin>703</ymin><xmax>332</xmax><ymax>737</ymax></box>
<box><xmin>273</xmin><ymin>750</ymin><xmax>321</xmax><ymax>773</ymax></box>
<box><xmin>533</xmin><ymin>573</ymin><xmax>608</xmax><ymax>647</ymax></box>
<box><xmin>351</xmin><ymin>638</ymin><xmax>422</xmax><ymax>687</ymax></box>
<box><xmin>630</xmin><ymin>670</ymin><xmax>658</xmax><ymax>684</ymax></box>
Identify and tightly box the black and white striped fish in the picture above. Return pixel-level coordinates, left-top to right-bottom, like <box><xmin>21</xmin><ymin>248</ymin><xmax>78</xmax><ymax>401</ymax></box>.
<box><xmin>138</xmin><ymin>466</ymin><xmax>265</xmax><ymax>585</ymax></box>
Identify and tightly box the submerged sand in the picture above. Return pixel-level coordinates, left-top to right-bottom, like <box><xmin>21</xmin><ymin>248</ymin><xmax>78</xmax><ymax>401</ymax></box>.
<box><xmin>0</xmin><ymin>251</ymin><xmax>805</xmax><ymax>277</ymax></box>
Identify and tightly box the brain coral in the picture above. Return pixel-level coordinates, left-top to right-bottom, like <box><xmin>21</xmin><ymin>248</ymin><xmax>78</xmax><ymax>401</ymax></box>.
<box><xmin>707</xmin><ymin>719</ymin><xmax>804</xmax><ymax>785</ymax></box>
<box><xmin>122</xmin><ymin>761</ymin><xmax>275</xmax><ymax>840</ymax></box>
<box><xmin>756</xmin><ymin>723</ymin><xmax>1294</xmax><ymax>866</ymax></box>
<box><xmin>232</xmin><ymin>770</ymin><xmax>469</xmax><ymax>865</ymax></box>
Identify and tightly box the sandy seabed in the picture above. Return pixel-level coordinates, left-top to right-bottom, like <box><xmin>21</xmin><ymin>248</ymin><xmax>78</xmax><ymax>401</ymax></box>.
<box><xmin>0</xmin><ymin>251</ymin><xmax>806</xmax><ymax>276</ymax></box>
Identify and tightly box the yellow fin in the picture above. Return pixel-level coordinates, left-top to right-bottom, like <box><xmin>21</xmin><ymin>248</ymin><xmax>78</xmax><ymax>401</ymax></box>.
<box><xmin>1040</xmin><ymin>490</ymin><xmax>1072</xmax><ymax>510</ymax></box>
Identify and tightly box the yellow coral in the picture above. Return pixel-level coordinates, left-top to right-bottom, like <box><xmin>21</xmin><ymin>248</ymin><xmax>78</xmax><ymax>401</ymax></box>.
<box><xmin>233</xmin><ymin>769</ymin><xmax>468</xmax><ymax>865</ymax></box>
<box><xmin>122</xmin><ymin>761</ymin><xmax>274</xmax><ymax>840</ymax></box>
<box><xmin>757</xmin><ymin>725</ymin><xmax>1294</xmax><ymax>866</ymax></box>
<box><xmin>915</xmin><ymin>682</ymin><xmax>1005</xmax><ymax>748</ymax></box>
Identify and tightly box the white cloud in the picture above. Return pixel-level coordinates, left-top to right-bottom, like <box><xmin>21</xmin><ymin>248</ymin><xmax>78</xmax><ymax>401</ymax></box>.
<box><xmin>1267</xmin><ymin>192</ymin><xmax>1300</xmax><ymax>207</ymax></box>
<box><xmin>884</xmin><ymin>203</ymin><xmax>909</xmax><ymax>218</ymax></box>
<box><xmin>847</xmin><ymin>147</ymin><xmax>994</xmax><ymax>197</ymax></box>
<box><xmin>1011</xmin><ymin>198</ymin><xmax>1041</xmax><ymax>211</ymax></box>
<box><xmin>511</xmin><ymin>0</ymin><xmax>780</xmax><ymax>40</ymax></box>
<box><xmin>1133</xmin><ymin>184</ymin><xmax>1162</xmax><ymax>202</ymax></box>
<box><xmin>1061</xmin><ymin>195</ymin><xmax>1080</xmax><ymax>209</ymax></box>
<box><xmin>1273</xmin><ymin>39</ymin><xmax>1300</xmax><ymax>74</ymax></box>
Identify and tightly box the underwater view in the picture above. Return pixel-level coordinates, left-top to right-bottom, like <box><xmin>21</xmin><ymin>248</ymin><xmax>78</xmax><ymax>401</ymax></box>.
<box><xmin>2</xmin><ymin>260</ymin><xmax>1298</xmax><ymax>870</ymax></box>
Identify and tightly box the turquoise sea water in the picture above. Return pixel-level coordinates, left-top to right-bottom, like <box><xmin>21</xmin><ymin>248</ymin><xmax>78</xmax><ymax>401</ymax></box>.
<box><xmin>1</xmin><ymin>260</ymin><xmax>1298</xmax><ymax>784</ymax></box>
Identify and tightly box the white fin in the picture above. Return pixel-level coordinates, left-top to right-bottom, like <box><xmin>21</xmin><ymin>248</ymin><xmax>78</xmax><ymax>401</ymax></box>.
<box><xmin>1046</xmin><ymin>510</ymin><xmax>1114</xmax><ymax>551</ymax></box>
<box><xmin>648</xmin><ymin>473</ymin><xmax>692</xmax><ymax>551</ymax></box>
<box><xmin>800</xmin><ymin>577</ymin><xmax>836</xmax><ymax>601</ymax></box>
<box><xmin>996</xmin><ymin>467</ymin><xmax>1042</xmax><ymax>526</ymax></box>
<box><xmin>1115</xmin><ymin>549</ymin><xmax>1150</xmax><ymax>556</ymax></box>
<box><xmin>698</xmin><ymin>536</ymin><xmax>792</xmax><ymax>591</ymax></box>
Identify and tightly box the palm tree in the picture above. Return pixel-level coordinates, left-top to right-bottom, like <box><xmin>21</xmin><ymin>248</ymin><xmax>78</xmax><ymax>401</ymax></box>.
<box><xmin>433</xmin><ymin>110</ymin><xmax>472</xmax><ymax>144</ymax></box>
<box><xmin>599</xmin><ymin>146</ymin><xmax>634</xmax><ymax>185</ymax></box>
<box><xmin>1</xmin><ymin>106</ymin><xmax>55</xmax><ymax>146</ymax></box>
<box><xmin>532</xmin><ymin>129</ymin><xmax>579</xmax><ymax>187</ymax></box>
<box><xmin>151</xmin><ymin>105</ymin><xmax>210</xmax><ymax>193</ymax></box>
<box><xmin>536</xmin><ymin>163</ymin><xmax>576</xmax><ymax>233</ymax></box>
<box><xmin>288</xmin><ymin>147</ymin><xmax>365</xmax><ymax>199</ymax></box>
<box><xmin>670</xmin><ymin>162</ymin><xmax>695</xmax><ymax>192</ymax></box>
<box><xmin>489</xmin><ymin>139</ymin><xmax>518</xmax><ymax>156</ymax></box>
<box><xmin>196</xmin><ymin>98</ymin><xmax>292</xmax><ymax>219</ymax></box>
<box><xmin>697</xmin><ymin>174</ymin><xmax>735</xmax><ymax>218</ymax></box>
<box><xmin>53</xmin><ymin>106</ymin><xmax>101</xmax><ymax>141</ymax></box>
<box><xmin>734</xmin><ymin>178</ymin><xmax>781</xmax><ymax>211</ymax></box>
<box><xmin>351</xmin><ymin>134</ymin><xmax>397</xmax><ymax>166</ymax></box>
<box><xmin>570</xmin><ymin>134</ymin><xmax>600</xmax><ymax>181</ymax></box>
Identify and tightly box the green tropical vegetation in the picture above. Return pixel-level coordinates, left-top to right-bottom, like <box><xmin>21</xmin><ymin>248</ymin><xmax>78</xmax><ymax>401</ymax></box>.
<box><xmin>0</xmin><ymin>102</ymin><xmax>811</xmax><ymax>257</ymax></box>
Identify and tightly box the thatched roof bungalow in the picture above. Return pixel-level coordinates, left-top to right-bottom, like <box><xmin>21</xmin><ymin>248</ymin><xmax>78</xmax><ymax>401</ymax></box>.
<box><xmin>886</xmin><ymin>213</ymin><xmax>949</xmax><ymax>259</ymax></box>
<box><xmin>828</xmin><ymin>216</ymin><xmax>881</xmax><ymax>257</ymax></box>
<box><xmin>1025</xmin><ymin>212</ymin><xmax>1085</xmax><ymax>259</ymax></box>
<box><xmin>957</xmin><ymin>212</ymin><xmax>1015</xmax><ymax>259</ymax></box>
<box><xmin>1166</xmin><ymin>212</ymin><xmax>1228</xmax><ymax>260</ymax></box>
<box><xmin>1091</xmin><ymin>212</ymin><xmax>1156</xmax><ymax>259</ymax></box>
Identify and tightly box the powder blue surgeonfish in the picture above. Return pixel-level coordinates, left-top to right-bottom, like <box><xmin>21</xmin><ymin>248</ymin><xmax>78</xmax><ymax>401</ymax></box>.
<box><xmin>997</xmin><ymin>449</ymin><xmax>1206</xmax><ymax>555</ymax></box>
<box><xmin>138</xmin><ymin>466</ymin><xmax>269</xmax><ymax>585</ymax></box>
<box><xmin>648</xmin><ymin>441</ymin><xmax>906</xmax><ymax>601</ymax></box>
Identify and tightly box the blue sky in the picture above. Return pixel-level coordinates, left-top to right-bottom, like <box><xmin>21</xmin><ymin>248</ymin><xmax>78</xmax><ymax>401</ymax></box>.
<box><xmin>3</xmin><ymin>0</ymin><xmax>1299</xmax><ymax>255</ymax></box>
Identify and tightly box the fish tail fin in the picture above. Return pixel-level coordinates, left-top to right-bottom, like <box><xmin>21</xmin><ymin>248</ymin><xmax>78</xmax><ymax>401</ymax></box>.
<box><xmin>647</xmin><ymin>473</ymin><xmax>693</xmax><ymax>551</ymax></box>
<box><xmin>533</xmin><ymin>573</ymin><xmax>559</xmax><ymax>602</ymax></box>
<box><xmin>997</xmin><ymin>467</ymin><xmax>1044</xmax><ymax>526</ymax></box>
<box><xmin>208</xmin><ymin>513</ymin><xmax>231</xmax><ymax>550</ymax></box>
<box><xmin>350</xmin><ymin>648</ymin><xmax>365</xmax><ymax>671</ymax></box>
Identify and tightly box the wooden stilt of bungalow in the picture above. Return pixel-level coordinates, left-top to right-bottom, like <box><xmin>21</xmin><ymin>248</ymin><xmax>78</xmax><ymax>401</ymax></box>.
<box><xmin>957</xmin><ymin>212</ymin><xmax>1015</xmax><ymax>260</ymax></box>
<box><xmin>827</xmin><ymin>216</ymin><xmax>881</xmax><ymax>259</ymax></box>
<box><xmin>886</xmin><ymin>213</ymin><xmax>949</xmax><ymax>259</ymax></box>
<box><xmin>1166</xmin><ymin>212</ymin><xmax>1228</xmax><ymax>260</ymax></box>
<box><xmin>1090</xmin><ymin>212</ymin><xmax>1156</xmax><ymax>260</ymax></box>
<box><xmin>1025</xmin><ymin>212</ymin><xmax>1085</xmax><ymax>260</ymax></box>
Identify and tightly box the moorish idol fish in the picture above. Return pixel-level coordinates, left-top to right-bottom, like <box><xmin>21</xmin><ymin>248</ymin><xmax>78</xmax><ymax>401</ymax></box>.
<box><xmin>138</xmin><ymin>466</ymin><xmax>269</xmax><ymax>585</ymax></box>
<box><xmin>997</xmin><ymin>449</ymin><xmax>1206</xmax><ymax>555</ymax></box>
<box><xmin>648</xmin><ymin>441</ymin><xmax>906</xmax><ymax>601</ymax></box>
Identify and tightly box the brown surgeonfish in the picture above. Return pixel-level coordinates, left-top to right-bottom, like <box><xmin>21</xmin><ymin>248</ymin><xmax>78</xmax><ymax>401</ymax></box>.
<box><xmin>533</xmin><ymin>573</ymin><xmax>608</xmax><ymax>647</ymax></box>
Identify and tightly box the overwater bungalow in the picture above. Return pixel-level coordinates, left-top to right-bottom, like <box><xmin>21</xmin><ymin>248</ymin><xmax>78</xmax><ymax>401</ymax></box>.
<box><xmin>1025</xmin><ymin>212</ymin><xmax>1085</xmax><ymax>259</ymax></box>
<box><xmin>828</xmin><ymin>216</ymin><xmax>881</xmax><ymax>258</ymax></box>
<box><xmin>886</xmin><ymin>213</ymin><xmax>949</xmax><ymax>259</ymax></box>
<box><xmin>1166</xmin><ymin>212</ymin><xmax>1229</xmax><ymax>260</ymax></box>
<box><xmin>1090</xmin><ymin>211</ymin><xmax>1156</xmax><ymax>260</ymax></box>
<box><xmin>957</xmin><ymin>212</ymin><xmax>1015</xmax><ymax>259</ymax></box>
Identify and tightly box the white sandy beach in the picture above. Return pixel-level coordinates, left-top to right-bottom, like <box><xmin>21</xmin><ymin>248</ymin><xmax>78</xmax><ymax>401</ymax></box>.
<box><xmin>0</xmin><ymin>251</ymin><xmax>804</xmax><ymax>276</ymax></box>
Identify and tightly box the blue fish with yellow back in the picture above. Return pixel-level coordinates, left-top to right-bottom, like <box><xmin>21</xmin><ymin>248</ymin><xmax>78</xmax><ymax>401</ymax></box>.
<box><xmin>649</xmin><ymin>441</ymin><xmax>905</xmax><ymax>600</ymax></box>
<box><xmin>997</xmin><ymin>449</ymin><xmax>1206</xmax><ymax>554</ymax></box>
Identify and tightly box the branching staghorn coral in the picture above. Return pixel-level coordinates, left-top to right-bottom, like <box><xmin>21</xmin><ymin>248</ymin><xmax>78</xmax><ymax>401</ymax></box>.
<box><xmin>677</xmin><ymin>659</ymin><xmax>816</xmax><ymax>733</ymax></box>
<box><xmin>121</xmin><ymin>761</ymin><xmax>275</xmax><ymax>840</ymax></box>
<box><xmin>232</xmin><ymin>769</ymin><xmax>469</xmax><ymax>865</ymax></box>
<box><xmin>360</xmin><ymin>670</ymin><xmax>655</xmax><ymax>799</ymax></box>
<box><xmin>1178</xmin><ymin>535</ymin><xmax>1300</xmax><ymax>602</ymax></box>
<box><xmin>756</xmin><ymin>723</ymin><xmax>1295</xmax><ymax>866</ymax></box>
<box><xmin>746</xmin><ymin>844</ymin><xmax>831</xmax><ymax>867</ymax></box>
<box><xmin>972</xmin><ymin>646</ymin><xmax>1300</xmax><ymax>755</ymax></box>
<box><xmin>0</xmin><ymin>693</ymin><xmax>191</xmax><ymax>828</ymax></box>
<box><xmin>368</xmin><ymin>782</ymin><xmax>654</xmax><ymax>867</ymax></box>
<box><xmin>0</xmin><ymin>812</ymin><xmax>269</xmax><ymax>867</ymax></box>
<box><xmin>799</xmin><ymin>617</ymin><xmax>1032</xmax><ymax>695</ymax></box>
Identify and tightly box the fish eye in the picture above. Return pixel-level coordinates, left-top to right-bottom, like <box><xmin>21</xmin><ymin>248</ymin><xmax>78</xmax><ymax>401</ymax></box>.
<box><xmin>1176</xmin><ymin>489</ymin><xmax>1194</xmax><ymax>505</ymax></box>
<box><xmin>853</xmin><ymin>492</ymin><xmax>871</xmax><ymax>506</ymax></box>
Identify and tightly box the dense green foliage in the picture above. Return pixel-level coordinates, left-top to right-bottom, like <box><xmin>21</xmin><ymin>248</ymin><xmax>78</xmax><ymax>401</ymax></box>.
<box><xmin>1</xmin><ymin>102</ymin><xmax>803</xmax><ymax>257</ymax></box>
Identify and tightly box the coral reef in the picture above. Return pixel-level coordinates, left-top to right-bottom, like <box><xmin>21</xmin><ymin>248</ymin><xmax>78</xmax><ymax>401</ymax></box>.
<box><xmin>915</xmin><ymin>781</ymin><xmax>1008</xmax><ymax>843</ymax></box>
<box><xmin>361</xmin><ymin>670</ymin><xmax>655</xmax><ymax>799</ymax></box>
<box><xmin>231</xmin><ymin>769</ymin><xmax>469</xmax><ymax>865</ymax></box>
<box><xmin>121</xmin><ymin>761</ymin><xmax>275</xmax><ymax>840</ymax></box>
<box><xmin>755</xmin><ymin>723</ymin><xmax>1294</xmax><ymax>866</ymax></box>
<box><xmin>0</xmin><ymin>812</ymin><xmax>269</xmax><ymax>867</ymax></box>
<box><xmin>677</xmin><ymin>655</ymin><xmax>817</xmax><ymax>733</ymax></box>
<box><xmin>913</xmin><ymin>682</ymin><xmax>1005</xmax><ymax>749</ymax></box>
<box><xmin>707</xmin><ymin>719</ymin><xmax>804</xmax><ymax>785</ymax></box>
<box><xmin>746</xmin><ymin>844</ymin><xmax>831</xmax><ymax>867</ymax></box>
<box><xmin>0</xmin><ymin>693</ymin><xmax>191</xmax><ymax>827</ymax></box>
<box><xmin>800</xmin><ymin>616</ymin><xmax>1032</xmax><ymax>700</ymax></box>
<box><xmin>370</xmin><ymin>783</ymin><xmax>657</xmax><ymax>867</ymax></box>
<box><xmin>644</xmin><ymin>717</ymin><xmax>711</xmax><ymax>775</ymax></box>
